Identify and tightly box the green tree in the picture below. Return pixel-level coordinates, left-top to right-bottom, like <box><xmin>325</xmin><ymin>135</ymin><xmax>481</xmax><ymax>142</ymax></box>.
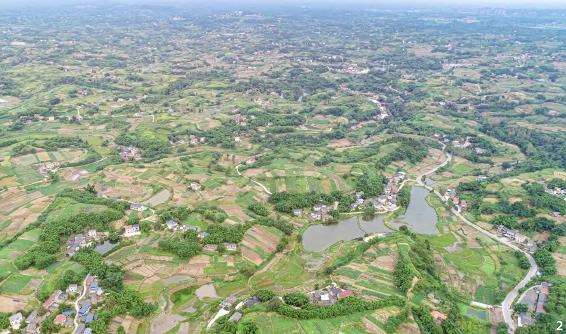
<box><xmin>256</xmin><ymin>289</ymin><xmax>275</xmax><ymax>302</ymax></box>
<box><xmin>356</xmin><ymin>169</ymin><xmax>386</xmax><ymax>197</ymax></box>
<box><xmin>239</xmin><ymin>320</ymin><xmax>258</xmax><ymax>334</ymax></box>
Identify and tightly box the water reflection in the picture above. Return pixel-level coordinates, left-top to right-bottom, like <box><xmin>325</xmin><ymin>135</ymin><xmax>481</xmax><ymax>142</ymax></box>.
<box><xmin>391</xmin><ymin>186</ymin><xmax>438</xmax><ymax>235</ymax></box>
<box><xmin>302</xmin><ymin>215</ymin><xmax>389</xmax><ymax>252</ymax></box>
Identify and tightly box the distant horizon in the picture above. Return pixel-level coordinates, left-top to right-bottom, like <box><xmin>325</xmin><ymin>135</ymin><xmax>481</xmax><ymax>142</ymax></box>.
<box><xmin>1</xmin><ymin>0</ymin><xmax>566</xmax><ymax>10</ymax></box>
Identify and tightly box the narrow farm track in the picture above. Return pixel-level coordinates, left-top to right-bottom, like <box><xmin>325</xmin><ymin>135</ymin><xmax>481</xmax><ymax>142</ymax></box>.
<box><xmin>235</xmin><ymin>164</ymin><xmax>272</xmax><ymax>195</ymax></box>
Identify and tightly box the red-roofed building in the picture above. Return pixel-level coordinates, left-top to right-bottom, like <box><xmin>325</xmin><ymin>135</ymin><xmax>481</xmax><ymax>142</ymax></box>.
<box><xmin>43</xmin><ymin>290</ymin><xmax>63</xmax><ymax>310</ymax></box>
<box><xmin>431</xmin><ymin>310</ymin><xmax>447</xmax><ymax>324</ymax></box>
<box><xmin>338</xmin><ymin>290</ymin><xmax>354</xmax><ymax>299</ymax></box>
<box><xmin>53</xmin><ymin>314</ymin><xmax>67</xmax><ymax>326</ymax></box>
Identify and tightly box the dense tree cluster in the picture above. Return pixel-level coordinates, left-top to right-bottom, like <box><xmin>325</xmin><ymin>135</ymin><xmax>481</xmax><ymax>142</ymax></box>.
<box><xmin>269</xmin><ymin>191</ymin><xmax>335</xmax><ymax>213</ymax></box>
<box><xmin>193</xmin><ymin>204</ymin><xmax>228</xmax><ymax>223</ymax></box>
<box><xmin>255</xmin><ymin>217</ymin><xmax>294</xmax><ymax>235</ymax></box>
<box><xmin>115</xmin><ymin>130</ymin><xmax>171</xmax><ymax>159</ymax></box>
<box><xmin>394</xmin><ymin>252</ymin><xmax>415</xmax><ymax>294</ymax></box>
<box><xmin>355</xmin><ymin>169</ymin><xmax>386</xmax><ymax>197</ymax></box>
<box><xmin>480</xmin><ymin>121</ymin><xmax>566</xmax><ymax>169</ymax></box>
<box><xmin>247</xmin><ymin>202</ymin><xmax>269</xmax><ymax>216</ymax></box>
<box><xmin>203</xmin><ymin>224</ymin><xmax>247</xmax><ymax>244</ymax></box>
<box><xmin>523</xmin><ymin>182</ymin><xmax>565</xmax><ymax>215</ymax></box>
<box><xmin>282</xmin><ymin>292</ymin><xmax>310</xmax><ymax>307</ymax></box>
<box><xmin>158</xmin><ymin>231</ymin><xmax>202</xmax><ymax>259</ymax></box>
<box><xmin>275</xmin><ymin>295</ymin><xmax>405</xmax><ymax>320</ymax></box>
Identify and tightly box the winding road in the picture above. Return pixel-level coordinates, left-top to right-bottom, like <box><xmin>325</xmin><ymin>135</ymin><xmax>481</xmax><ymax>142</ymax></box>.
<box><xmin>418</xmin><ymin>141</ymin><xmax>538</xmax><ymax>333</ymax></box>
<box><xmin>235</xmin><ymin>164</ymin><xmax>272</xmax><ymax>195</ymax></box>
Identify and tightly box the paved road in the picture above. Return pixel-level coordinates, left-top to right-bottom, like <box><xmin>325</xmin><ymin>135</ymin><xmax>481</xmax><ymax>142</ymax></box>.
<box><xmin>420</xmin><ymin>143</ymin><xmax>538</xmax><ymax>333</ymax></box>
<box><xmin>73</xmin><ymin>275</ymin><xmax>89</xmax><ymax>334</ymax></box>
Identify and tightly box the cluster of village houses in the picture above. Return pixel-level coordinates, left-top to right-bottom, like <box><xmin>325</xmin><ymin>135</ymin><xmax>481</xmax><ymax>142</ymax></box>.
<box><xmin>66</xmin><ymin>230</ymin><xmax>108</xmax><ymax>257</ymax></box>
<box><xmin>293</xmin><ymin>172</ymin><xmax>406</xmax><ymax>222</ymax></box>
<box><xmin>188</xmin><ymin>135</ymin><xmax>207</xmax><ymax>146</ymax></box>
<box><xmin>117</xmin><ymin>145</ymin><xmax>141</xmax><ymax>161</ymax></box>
<box><xmin>164</xmin><ymin>219</ymin><xmax>238</xmax><ymax>252</ymax></box>
<box><xmin>6</xmin><ymin>276</ymin><xmax>102</xmax><ymax>334</ymax></box>
<box><xmin>308</xmin><ymin>283</ymin><xmax>354</xmax><ymax>306</ymax></box>
<box><xmin>433</xmin><ymin>133</ymin><xmax>487</xmax><ymax>155</ymax></box>
<box><xmin>370</xmin><ymin>172</ymin><xmax>406</xmax><ymax>213</ymax></box>
<box><xmin>212</xmin><ymin>282</ymin><xmax>354</xmax><ymax>328</ymax></box>
<box><xmin>441</xmin><ymin>188</ymin><xmax>468</xmax><ymax>213</ymax></box>
<box><xmin>218</xmin><ymin>294</ymin><xmax>261</xmax><ymax>324</ymax></box>
<box><xmin>120</xmin><ymin>203</ymin><xmax>147</xmax><ymax>238</ymax></box>
<box><xmin>544</xmin><ymin>183</ymin><xmax>566</xmax><ymax>198</ymax></box>
<box><xmin>496</xmin><ymin>225</ymin><xmax>537</xmax><ymax>253</ymax></box>
<box><xmin>37</xmin><ymin>162</ymin><xmax>60</xmax><ymax>177</ymax></box>
<box><xmin>74</xmin><ymin>275</ymin><xmax>104</xmax><ymax>334</ymax></box>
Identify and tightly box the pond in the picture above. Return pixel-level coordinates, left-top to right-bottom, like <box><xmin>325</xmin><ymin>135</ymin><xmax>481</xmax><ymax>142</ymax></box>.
<box><xmin>391</xmin><ymin>186</ymin><xmax>439</xmax><ymax>235</ymax></box>
<box><xmin>94</xmin><ymin>240</ymin><xmax>118</xmax><ymax>255</ymax></box>
<box><xmin>301</xmin><ymin>186</ymin><xmax>439</xmax><ymax>252</ymax></box>
<box><xmin>302</xmin><ymin>215</ymin><xmax>389</xmax><ymax>252</ymax></box>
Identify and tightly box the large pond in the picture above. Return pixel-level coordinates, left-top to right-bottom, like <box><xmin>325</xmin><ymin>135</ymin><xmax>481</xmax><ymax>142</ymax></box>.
<box><xmin>302</xmin><ymin>215</ymin><xmax>389</xmax><ymax>252</ymax></box>
<box><xmin>390</xmin><ymin>186</ymin><xmax>439</xmax><ymax>235</ymax></box>
<box><xmin>302</xmin><ymin>186</ymin><xmax>438</xmax><ymax>252</ymax></box>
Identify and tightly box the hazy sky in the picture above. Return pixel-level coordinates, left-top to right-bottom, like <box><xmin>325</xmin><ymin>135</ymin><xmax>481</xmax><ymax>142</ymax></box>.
<box><xmin>0</xmin><ymin>0</ymin><xmax>565</xmax><ymax>9</ymax></box>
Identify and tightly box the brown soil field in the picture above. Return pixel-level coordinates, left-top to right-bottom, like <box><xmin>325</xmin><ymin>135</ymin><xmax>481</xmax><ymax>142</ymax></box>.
<box><xmin>179</xmin><ymin>255</ymin><xmax>210</xmax><ymax>277</ymax></box>
<box><xmin>370</xmin><ymin>254</ymin><xmax>397</xmax><ymax>272</ymax></box>
<box><xmin>3</xmin><ymin>196</ymin><xmax>50</xmax><ymax>237</ymax></box>
<box><xmin>553</xmin><ymin>253</ymin><xmax>566</xmax><ymax>277</ymax></box>
<box><xmin>0</xmin><ymin>295</ymin><xmax>30</xmax><ymax>312</ymax></box>
<box><xmin>328</xmin><ymin>138</ymin><xmax>353</xmax><ymax>148</ymax></box>
<box><xmin>222</xmin><ymin>204</ymin><xmax>249</xmax><ymax>222</ymax></box>
<box><xmin>0</xmin><ymin>190</ymin><xmax>43</xmax><ymax>214</ymax></box>
<box><xmin>363</xmin><ymin>317</ymin><xmax>385</xmax><ymax>334</ymax></box>
<box><xmin>62</xmin><ymin>168</ymin><xmax>89</xmax><ymax>182</ymax></box>
<box><xmin>145</xmin><ymin>189</ymin><xmax>171</xmax><ymax>207</ymax></box>
<box><xmin>241</xmin><ymin>246</ymin><xmax>263</xmax><ymax>266</ymax></box>
<box><xmin>241</xmin><ymin>225</ymin><xmax>280</xmax><ymax>254</ymax></box>
<box><xmin>150</xmin><ymin>313</ymin><xmax>185</xmax><ymax>334</ymax></box>
<box><xmin>35</xmin><ymin>151</ymin><xmax>51</xmax><ymax>162</ymax></box>
<box><xmin>243</xmin><ymin>168</ymin><xmax>266</xmax><ymax>177</ymax></box>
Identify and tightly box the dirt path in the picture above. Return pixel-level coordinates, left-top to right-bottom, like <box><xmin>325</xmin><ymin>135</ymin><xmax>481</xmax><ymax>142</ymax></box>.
<box><xmin>236</xmin><ymin>164</ymin><xmax>272</xmax><ymax>195</ymax></box>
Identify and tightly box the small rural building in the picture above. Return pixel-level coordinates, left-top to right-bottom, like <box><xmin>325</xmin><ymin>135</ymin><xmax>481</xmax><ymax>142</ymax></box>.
<box><xmin>53</xmin><ymin>314</ymin><xmax>67</xmax><ymax>326</ymax></box>
<box><xmin>123</xmin><ymin>224</ymin><xmax>141</xmax><ymax>237</ymax></box>
<box><xmin>9</xmin><ymin>312</ymin><xmax>23</xmax><ymax>330</ymax></box>
<box><xmin>67</xmin><ymin>284</ymin><xmax>78</xmax><ymax>294</ymax></box>
<box><xmin>430</xmin><ymin>310</ymin><xmax>447</xmax><ymax>324</ymax></box>
<box><xmin>130</xmin><ymin>203</ymin><xmax>146</xmax><ymax>212</ymax></box>
<box><xmin>165</xmin><ymin>220</ymin><xmax>178</xmax><ymax>230</ymax></box>
<box><xmin>229</xmin><ymin>312</ymin><xmax>243</xmax><ymax>322</ymax></box>
<box><xmin>43</xmin><ymin>290</ymin><xmax>63</xmax><ymax>310</ymax></box>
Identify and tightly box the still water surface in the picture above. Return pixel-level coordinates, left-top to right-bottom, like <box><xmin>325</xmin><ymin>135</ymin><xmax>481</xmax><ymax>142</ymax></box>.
<box><xmin>301</xmin><ymin>186</ymin><xmax>438</xmax><ymax>252</ymax></box>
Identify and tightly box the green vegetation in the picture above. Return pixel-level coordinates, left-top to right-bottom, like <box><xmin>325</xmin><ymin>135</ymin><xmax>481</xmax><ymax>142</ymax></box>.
<box><xmin>0</xmin><ymin>4</ymin><xmax>563</xmax><ymax>333</ymax></box>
